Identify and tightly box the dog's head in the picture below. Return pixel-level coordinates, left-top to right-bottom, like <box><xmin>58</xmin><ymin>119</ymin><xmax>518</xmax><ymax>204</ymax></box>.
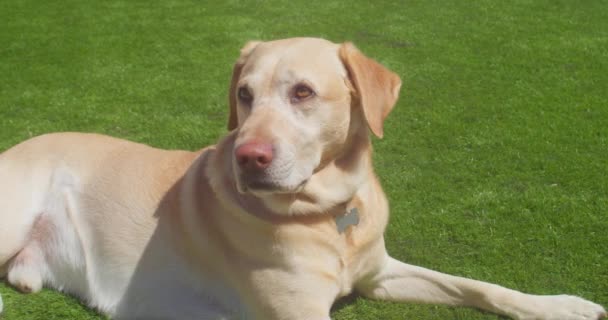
<box><xmin>228</xmin><ymin>38</ymin><xmax>401</xmax><ymax>199</ymax></box>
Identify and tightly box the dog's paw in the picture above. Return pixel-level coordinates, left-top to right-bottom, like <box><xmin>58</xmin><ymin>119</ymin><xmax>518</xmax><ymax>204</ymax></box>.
<box><xmin>519</xmin><ymin>295</ymin><xmax>606</xmax><ymax>320</ymax></box>
<box><xmin>7</xmin><ymin>264</ymin><xmax>42</xmax><ymax>294</ymax></box>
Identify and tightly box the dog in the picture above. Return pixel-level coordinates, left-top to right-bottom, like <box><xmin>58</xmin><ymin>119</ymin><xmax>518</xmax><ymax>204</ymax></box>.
<box><xmin>0</xmin><ymin>37</ymin><xmax>605</xmax><ymax>320</ymax></box>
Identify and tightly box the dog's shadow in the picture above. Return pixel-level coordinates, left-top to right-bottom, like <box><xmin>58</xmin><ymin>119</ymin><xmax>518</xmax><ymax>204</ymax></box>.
<box><xmin>330</xmin><ymin>293</ymin><xmax>359</xmax><ymax>313</ymax></box>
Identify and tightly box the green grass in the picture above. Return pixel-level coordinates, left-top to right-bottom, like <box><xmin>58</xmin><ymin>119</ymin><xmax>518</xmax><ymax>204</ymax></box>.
<box><xmin>1</xmin><ymin>0</ymin><xmax>607</xmax><ymax>319</ymax></box>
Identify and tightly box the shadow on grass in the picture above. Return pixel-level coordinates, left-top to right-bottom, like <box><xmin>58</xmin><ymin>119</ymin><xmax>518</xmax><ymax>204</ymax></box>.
<box><xmin>331</xmin><ymin>292</ymin><xmax>360</xmax><ymax>313</ymax></box>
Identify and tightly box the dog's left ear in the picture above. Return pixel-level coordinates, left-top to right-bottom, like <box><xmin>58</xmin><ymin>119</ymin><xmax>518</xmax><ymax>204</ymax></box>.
<box><xmin>339</xmin><ymin>42</ymin><xmax>402</xmax><ymax>138</ymax></box>
<box><xmin>228</xmin><ymin>41</ymin><xmax>261</xmax><ymax>130</ymax></box>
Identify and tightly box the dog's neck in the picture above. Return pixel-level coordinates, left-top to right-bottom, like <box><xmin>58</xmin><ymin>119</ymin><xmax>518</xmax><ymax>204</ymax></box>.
<box><xmin>207</xmin><ymin>130</ymin><xmax>372</xmax><ymax>225</ymax></box>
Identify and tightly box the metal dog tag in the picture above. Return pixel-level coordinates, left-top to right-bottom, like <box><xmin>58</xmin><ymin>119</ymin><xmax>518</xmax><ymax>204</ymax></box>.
<box><xmin>335</xmin><ymin>207</ymin><xmax>360</xmax><ymax>234</ymax></box>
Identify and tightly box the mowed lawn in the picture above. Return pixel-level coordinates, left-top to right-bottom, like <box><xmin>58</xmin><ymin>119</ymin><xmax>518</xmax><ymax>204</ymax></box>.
<box><xmin>1</xmin><ymin>1</ymin><xmax>607</xmax><ymax>319</ymax></box>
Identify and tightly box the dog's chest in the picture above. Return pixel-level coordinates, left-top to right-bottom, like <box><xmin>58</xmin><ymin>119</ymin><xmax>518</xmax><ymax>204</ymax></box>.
<box><xmin>272</xmin><ymin>209</ymin><xmax>384</xmax><ymax>295</ymax></box>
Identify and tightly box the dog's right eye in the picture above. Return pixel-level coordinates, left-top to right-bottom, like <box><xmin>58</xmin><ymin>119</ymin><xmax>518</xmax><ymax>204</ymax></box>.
<box><xmin>238</xmin><ymin>87</ymin><xmax>253</xmax><ymax>104</ymax></box>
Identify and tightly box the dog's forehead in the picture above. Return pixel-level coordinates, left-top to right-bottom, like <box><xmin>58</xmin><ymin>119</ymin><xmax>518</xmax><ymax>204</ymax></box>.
<box><xmin>242</xmin><ymin>38</ymin><xmax>345</xmax><ymax>80</ymax></box>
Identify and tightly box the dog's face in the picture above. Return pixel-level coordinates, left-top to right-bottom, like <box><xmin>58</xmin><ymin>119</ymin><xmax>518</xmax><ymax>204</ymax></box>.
<box><xmin>228</xmin><ymin>38</ymin><xmax>401</xmax><ymax>196</ymax></box>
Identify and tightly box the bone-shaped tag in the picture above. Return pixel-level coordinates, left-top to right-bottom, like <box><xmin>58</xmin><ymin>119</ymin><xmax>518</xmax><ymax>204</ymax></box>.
<box><xmin>335</xmin><ymin>207</ymin><xmax>360</xmax><ymax>234</ymax></box>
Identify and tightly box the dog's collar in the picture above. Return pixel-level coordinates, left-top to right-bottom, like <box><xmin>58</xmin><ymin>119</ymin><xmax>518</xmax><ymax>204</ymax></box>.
<box><xmin>335</xmin><ymin>207</ymin><xmax>359</xmax><ymax>234</ymax></box>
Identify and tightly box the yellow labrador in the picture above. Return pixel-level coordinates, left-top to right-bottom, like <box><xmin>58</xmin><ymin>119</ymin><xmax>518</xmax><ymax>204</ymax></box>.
<box><xmin>0</xmin><ymin>38</ymin><xmax>605</xmax><ymax>320</ymax></box>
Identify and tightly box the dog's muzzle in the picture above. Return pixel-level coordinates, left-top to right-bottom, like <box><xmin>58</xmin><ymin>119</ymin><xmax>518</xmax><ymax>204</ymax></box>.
<box><xmin>234</xmin><ymin>141</ymin><xmax>277</xmax><ymax>193</ymax></box>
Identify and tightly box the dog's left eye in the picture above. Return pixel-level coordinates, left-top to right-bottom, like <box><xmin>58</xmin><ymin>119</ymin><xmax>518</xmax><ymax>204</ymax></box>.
<box><xmin>292</xmin><ymin>85</ymin><xmax>315</xmax><ymax>102</ymax></box>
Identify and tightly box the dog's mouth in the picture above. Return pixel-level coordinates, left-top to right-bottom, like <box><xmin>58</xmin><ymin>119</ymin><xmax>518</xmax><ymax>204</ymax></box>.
<box><xmin>236</xmin><ymin>175</ymin><xmax>308</xmax><ymax>195</ymax></box>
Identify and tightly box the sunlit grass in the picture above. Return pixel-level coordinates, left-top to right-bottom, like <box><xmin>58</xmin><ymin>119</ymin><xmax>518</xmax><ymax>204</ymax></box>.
<box><xmin>1</xmin><ymin>1</ymin><xmax>606</xmax><ymax>319</ymax></box>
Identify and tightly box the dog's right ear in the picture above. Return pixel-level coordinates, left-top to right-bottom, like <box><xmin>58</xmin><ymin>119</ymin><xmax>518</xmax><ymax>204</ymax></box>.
<box><xmin>228</xmin><ymin>41</ymin><xmax>261</xmax><ymax>131</ymax></box>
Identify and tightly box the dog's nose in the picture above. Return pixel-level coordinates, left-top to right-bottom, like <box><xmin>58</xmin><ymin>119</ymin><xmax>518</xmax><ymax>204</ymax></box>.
<box><xmin>235</xmin><ymin>142</ymin><xmax>274</xmax><ymax>171</ymax></box>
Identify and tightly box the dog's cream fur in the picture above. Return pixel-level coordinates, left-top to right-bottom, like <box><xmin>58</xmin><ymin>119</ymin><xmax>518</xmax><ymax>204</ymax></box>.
<box><xmin>0</xmin><ymin>38</ymin><xmax>605</xmax><ymax>320</ymax></box>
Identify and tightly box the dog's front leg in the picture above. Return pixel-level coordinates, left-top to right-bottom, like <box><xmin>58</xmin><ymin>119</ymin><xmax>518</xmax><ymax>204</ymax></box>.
<box><xmin>358</xmin><ymin>256</ymin><xmax>606</xmax><ymax>320</ymax></box>
<box><xmin>244</xmin><ymin>272</ymin><xmax>335</xmax><ymax>320</ymax></box>
<box><xmin>248</xmin><ymin>298</ymin><xmax>332</xmax><ymax>320</ymax></box>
